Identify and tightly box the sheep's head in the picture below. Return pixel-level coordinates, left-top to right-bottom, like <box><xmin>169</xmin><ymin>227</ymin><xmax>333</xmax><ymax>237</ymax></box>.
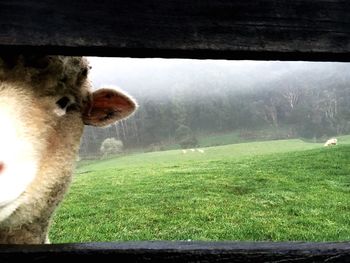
<box><xmin>0</xmin><ymin>56</ymin><xmax>137</xmax><ymax>227</ymax></box>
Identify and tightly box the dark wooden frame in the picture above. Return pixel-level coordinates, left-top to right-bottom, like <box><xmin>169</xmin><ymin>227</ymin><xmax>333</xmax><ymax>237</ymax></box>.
<box><xmin>1</xmin><ymin>241</ymin><xmax>350</xmax><ymax>262</ymax></box>
<box><xmin>1</xmin><ymin>0</ymin><xmax>350</xmax><ymax>262</ymax></box>
<box><xmin>1</xmin><ymin>0</ymin><xmax>350</xmax><ymax>62</ymax></box>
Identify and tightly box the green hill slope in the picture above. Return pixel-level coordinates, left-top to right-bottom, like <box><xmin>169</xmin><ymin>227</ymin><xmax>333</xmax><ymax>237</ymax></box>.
<box><xmin>50</xmin><ymin>139</ymin><xmax>350</xmax><ymax>243</ymax></box>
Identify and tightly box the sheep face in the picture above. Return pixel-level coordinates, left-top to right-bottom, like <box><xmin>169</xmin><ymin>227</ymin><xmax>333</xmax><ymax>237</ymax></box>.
<box><xmin>0</xmin><ymin>56</ymin><xmax>137</xmax><ymax>230</ymax></box>
<box><xmin>0</xmin><ymin>86</ymin><xmax>50</xmax><ymax>220</ymax></box>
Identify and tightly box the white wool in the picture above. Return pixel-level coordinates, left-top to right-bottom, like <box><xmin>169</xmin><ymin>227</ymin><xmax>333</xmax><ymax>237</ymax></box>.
<box><xmin>324</xmin><ymin>138</ymin><xmax>337</xmax><ymax>147</ymax></box>
<box><xmin>0</xmin><ymin>102</ymin><xmax>39</xmax><ymax>215</ymax></box>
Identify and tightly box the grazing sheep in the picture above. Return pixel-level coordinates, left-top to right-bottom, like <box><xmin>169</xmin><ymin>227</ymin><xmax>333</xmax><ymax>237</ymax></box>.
<box><xmin>324</xmin><ymin>138</ymin><xmax>337</xmax><ymax>147</ymax></box>
<box><xmin>0</xmin><ymin>55</ymin><xmax>137</xmax><ymax>244</ymax></box>
<box><xmin>182</xmin><ymin>149</ymin><xmax>187</xmax><ymax>154</ymax></box>
<box><xmin>197</xmin><ymin>149</ymin><xmax>204</xmax><ymax>153</ymax></box>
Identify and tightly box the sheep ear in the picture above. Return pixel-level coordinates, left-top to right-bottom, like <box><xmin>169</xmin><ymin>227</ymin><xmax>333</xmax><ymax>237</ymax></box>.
<box><xmin>83</xmin><ymin>87</ymin><xmax>137</xmax><ymax>127</ymax></box>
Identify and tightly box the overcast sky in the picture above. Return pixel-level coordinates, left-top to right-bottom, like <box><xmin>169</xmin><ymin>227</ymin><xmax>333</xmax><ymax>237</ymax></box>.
<box><xmin>87</xmin><ymin>57</ymin><xmax>349</xmax><ymax>99</ymax></box>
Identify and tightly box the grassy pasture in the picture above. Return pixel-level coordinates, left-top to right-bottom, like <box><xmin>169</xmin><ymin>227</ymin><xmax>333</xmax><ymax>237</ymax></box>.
<box><xmin>50</xmin><ymin>136</ymin><xmax>350</xmax><ymax>243</ymax></box>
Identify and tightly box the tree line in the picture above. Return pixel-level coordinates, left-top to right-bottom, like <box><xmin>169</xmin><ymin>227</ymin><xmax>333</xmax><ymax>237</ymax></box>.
<box><xmin>79</xmin><ymin>61</ymin><xmax>350</xmax><ymax>157</ymax></box>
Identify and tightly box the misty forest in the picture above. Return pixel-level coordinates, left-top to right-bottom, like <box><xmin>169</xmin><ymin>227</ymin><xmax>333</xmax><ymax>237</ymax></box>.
<box><xmin>80</xmin><ymin>58</ymin><xmax>350</xmax><ymax>158</ymax></box>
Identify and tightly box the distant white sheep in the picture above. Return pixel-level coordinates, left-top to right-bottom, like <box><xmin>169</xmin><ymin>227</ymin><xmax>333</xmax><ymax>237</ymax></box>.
<box><xmin>324</xmin><ymin>138</ymin><xmax>337</xmax><ymax>146</ymax></box>
<box><xmin>181</xmin><ymin>148</ymin><xmax>205</xmax><ymax>154</ymax></box>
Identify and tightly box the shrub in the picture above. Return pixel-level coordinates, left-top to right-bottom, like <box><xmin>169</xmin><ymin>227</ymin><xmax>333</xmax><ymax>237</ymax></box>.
<box><xmin>100</xmin><ymin>138</ymin><xmax>124</xmax><ymax>157</ymax></box>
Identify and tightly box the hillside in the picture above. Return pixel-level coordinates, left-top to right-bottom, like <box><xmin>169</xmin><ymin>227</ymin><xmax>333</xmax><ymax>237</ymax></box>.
<box><xmin>50</xmin><ymin>139</ymin><xmax>350</xmax><ymax>243</ymax></box>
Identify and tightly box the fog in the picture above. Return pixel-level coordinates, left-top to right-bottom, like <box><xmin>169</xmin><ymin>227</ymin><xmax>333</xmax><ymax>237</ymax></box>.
<box><xmin>88</xmin><ymin>57</ymin><xmax>345</xmax><ymax>98</ymax></box>
<box><xmin>80</xmin><ymin>58</ymin><xmax>350</xmax><ymax>158</ymax></box>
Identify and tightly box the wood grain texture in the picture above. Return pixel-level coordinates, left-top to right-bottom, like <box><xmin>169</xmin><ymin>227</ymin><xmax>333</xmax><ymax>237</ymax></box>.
<box><xmin>0</xmin><ymin>0</ymin><xmax>350</xmax><ymax>60</ymax></box>
<box><xmin>1</xmin><ymin>241</ymin><xmax>350</xmax><ymax>262</ymax></box>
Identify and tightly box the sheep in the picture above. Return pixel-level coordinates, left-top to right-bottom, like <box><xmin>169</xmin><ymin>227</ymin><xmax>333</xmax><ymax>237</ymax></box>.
<box><xmin>324</xmin><ymin>138</ymin><xmax>337</xmax><ymax>147</ymax></box>
<box><xmin>197</xmin><ymin>149</ymin><xmax>204</xmax><ymax>153</ymax></box>
<box><xmin>0</xmin><ymin>55</ymin><xmax>137</xmax><ymax>244</ymax></box>
<box><xmin>182</xmin><ymin>149</ymin><xmax>187</xmax><ymax>154</ymax></box>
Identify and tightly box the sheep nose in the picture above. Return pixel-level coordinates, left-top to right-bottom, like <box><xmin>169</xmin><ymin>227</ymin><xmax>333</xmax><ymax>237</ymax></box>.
<box><xmin>0</xmin><ymin>162</ymin><xmax>4</xmax><ymax>174</ymax></box>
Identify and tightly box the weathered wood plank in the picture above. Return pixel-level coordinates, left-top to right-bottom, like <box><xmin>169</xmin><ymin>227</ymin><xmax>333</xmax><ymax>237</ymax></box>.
<box><xmin>1</xmin><ymin>241</ymin><xmax>350</xmax><ymax>262</ymax></box>
<box><xmin>1</xmin><ymin>0</ymin><xmax>350</xmax><ymax>60</ymax></box>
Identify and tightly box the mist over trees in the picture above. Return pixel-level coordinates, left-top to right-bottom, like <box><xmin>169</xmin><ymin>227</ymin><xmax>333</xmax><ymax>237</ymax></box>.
<box><xmin>79</xmin><ymin>58</ymin><xmax>350</xmax><ymax>157</ymax></box>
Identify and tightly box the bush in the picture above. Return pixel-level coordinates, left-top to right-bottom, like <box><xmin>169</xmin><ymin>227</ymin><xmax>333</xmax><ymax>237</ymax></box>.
<box><xmin>100</xmin><ymin>138</ymin><xmax>124</xmax><ymax>157</ymax></box>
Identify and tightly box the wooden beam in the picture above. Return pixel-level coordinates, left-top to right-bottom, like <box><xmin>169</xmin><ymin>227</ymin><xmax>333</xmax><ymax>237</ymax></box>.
<box><xmin>1</xmin><ymin>241</ymin><xmax>350</xmax><ymax>262</ymax></box>
<box><xmin>1</xmin><ymin>0</ymin><xmax>350</xmax><ymax>61</ymax></box>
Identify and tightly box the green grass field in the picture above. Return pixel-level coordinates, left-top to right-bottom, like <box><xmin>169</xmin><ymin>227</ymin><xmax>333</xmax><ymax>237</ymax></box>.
<box><xmin>50</xmin><ymin>136</ymin><xmax>350</xmax><ymax>243</ymax></box>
